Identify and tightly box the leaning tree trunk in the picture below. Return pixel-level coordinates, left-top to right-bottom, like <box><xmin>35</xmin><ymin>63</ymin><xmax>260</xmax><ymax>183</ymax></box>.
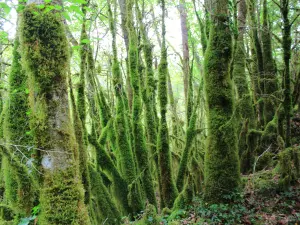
<box><xmin>20</xmin><ymin>4</ymin><xmax>90</xmax><ymax>224</ymax></box>
<box><xmin>203</xmin><ymin>0</ymin><xmax>240</xmax><ymax>202</ymax></box>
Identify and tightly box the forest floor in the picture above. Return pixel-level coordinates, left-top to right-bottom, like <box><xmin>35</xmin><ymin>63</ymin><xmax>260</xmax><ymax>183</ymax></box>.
<box><xmin>128</xmin><ymin>171</ymin><xmax>300</xmax><ymax>225</ymax></box>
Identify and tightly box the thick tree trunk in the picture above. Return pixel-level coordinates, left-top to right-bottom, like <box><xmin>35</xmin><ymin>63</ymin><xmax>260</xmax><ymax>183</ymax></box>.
<box><xmin>203</xmin><ymin>0</ymin><xmax>240</xmax><ymax>202</ymax></box>
<box><xmin>20</xmin><ymin>5</ymin><xmax>90</xmax><ymax>224</ymax></box>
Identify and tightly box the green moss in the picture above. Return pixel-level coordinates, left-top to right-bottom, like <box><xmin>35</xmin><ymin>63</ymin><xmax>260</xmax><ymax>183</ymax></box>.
<box><xmin>176</xmin><ymin>85</ymin><xmax>201</xmax><ymax>192</ymax></box>
<box><xmin>246</xmin><ymin>0</ymin><xmax>265</xmax><ymax>127</ymax></box>
<box><xmin>69</xmin><ymin>75</ymin><xmax>91</xmax><ymax>205</ymax></box>
<box><xmin>88</xmin><ymin>130</ymin><xmax>131</xmax><ymax>214</ymax></box>
<box><xmin>126</xmin><ymin>0</ymin><xmax>156</xmax><ymax>208</ymax></box>
<box><xmin>39</xmin><ymin>168</ymin><xmax>89</xmax><ymax>225</ymax></box>
<box><xmin>203</xmin><ymin>4</ymin><xmax>240</xmax><ymax>202</ymax></box>
<box><xmin>172</xmin><ymin>181</ymin><xmax>193</xmax><ymax>211</ymax></box>
<box><xmin>134</xmin><ymin>204</ymin><xmax>159</xmax><ymax>225</ymax></box>
<box><xmin>20</xmin><ymin>5</ymin><xmax>90</xmax><ymax>224</ymax></box>
<box><xmin>157</xmin><ymin>0</ymin><xmax>178</xmax><ymax>208</ymax></box>
<box><xmin>261</xmin><ymin>0</ymin><xmax>278</xmax><ymax>124</ymax></box>
<box><xmin>2</xmin><ymin>36</ymin><xmax>36</xmax><ymax>216</ymax></box>
<box><xmin>88</xmin><ymin>165</ymin><xmax>121</xmax><ymax>225</ymax></box>
<box><xmin>278</xmin><ymin>147</ymin><xmax>300</xmax><ymax>191</ymax></box>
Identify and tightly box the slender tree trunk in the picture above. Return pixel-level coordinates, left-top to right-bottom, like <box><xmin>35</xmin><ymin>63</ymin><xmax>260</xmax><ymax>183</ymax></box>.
<box><xmin>281</xmin><ymin>0</ymin><xmax>292</xmax><ymax>147</ymax></box>
<box><xmin>262</xmin><ymin>0</ymin><xmax>278</xmax><ymax>124</ymax></box>
<box><xmin>157</xmin><ymin>0</ymin><xmax>178</xmax><ymax>208</ymax></box>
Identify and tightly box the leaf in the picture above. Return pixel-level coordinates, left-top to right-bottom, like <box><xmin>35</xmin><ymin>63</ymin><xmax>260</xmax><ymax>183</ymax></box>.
<box><xmin>62</xmin><ymin>11</ymin><xmax>71</xmax><ymax>21</ymax></box>
<box><xmin>72</xmin><ymin>45</ymin><xmax>81</xmax><ymax>50</ymax></box>
<box><xmin>68</xmin><ymin>5</ymin><xmax>83</xmax><ymax>16</ymax></box>
<box><xmin>0</xmin><ymin>2</ymin><xmax>11</xmax><ymax>15</ymax></box>
<box><xmin>67</xmin><ymin>0</ymin><xmax>87</xmax><ymax>4</ymax></box>
<box><xmin>54</xmin><ymin>5</ymin><xmax>62</xmax><ymax>10</ymax></box>
<box><xmin>80</xmin><ymin>38</ymin><xmax>90</xmax><ymax>44</ymax></box>
<box><xmin>36</xmin><ymin>4</ymin><xmax>45</xmax><ymax>9</ymax></box>
<box><xmin>44</xmin><ymin>0</ymin><xmax>52</xmax><ymax>3</ymax></box>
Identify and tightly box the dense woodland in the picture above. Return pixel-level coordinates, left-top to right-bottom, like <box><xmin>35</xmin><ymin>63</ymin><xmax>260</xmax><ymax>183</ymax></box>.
<box><xmin>0</xmin><ymin>0</ymin><xmax>299</xmax><ymax>224</ymax></box>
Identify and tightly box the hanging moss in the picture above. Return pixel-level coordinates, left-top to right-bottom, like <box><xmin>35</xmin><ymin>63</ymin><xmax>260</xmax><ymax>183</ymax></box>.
<box><xmin>20</xmin><ymin>5</ymin><xmax>90</xmax><ymax>224</ymax></box>
<box><xmin>157</xmin><ymin>0</ymin><xmax>178</xmax><ymax>208</ymax></box>
<box><xmin>203</xmin><ymin>1</ymin><xmax>240</xmax><ymax>202</ymax></box>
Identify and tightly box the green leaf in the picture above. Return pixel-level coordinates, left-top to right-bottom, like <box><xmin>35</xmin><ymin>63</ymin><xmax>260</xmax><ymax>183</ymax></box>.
<box><xmin>54</xmin><ymin>5</ymin><xmax>62</xmax><ymax>10</ymax></box>
<box><xmin>80</xmin><ymin>38</ymin><xmax>90</xmax><ymax>44</ymax></box>
<box><xmin>68</xmin><ymin>5</ymin><xmax>83</xmax><ymax>16</ymax></box>
<box><xmin>72</xmin><ymin>45</ymin><xmax>81</xmax><ymax>50</ymax></box>
<box><xmin>62</xmin><ymin>11</ymin><xmax>71</xmax><ymax>21</ymax></box>
<box><xmin>25</xmin><ymin>88</ymin><xmax>29</xmax><ymax>94</ymax></box>
<box><xmin>44</xmin><ymin>0</ymin><xmax>52</xmax><ymax>3</ymax></box>
<box><xmin>0</xmin><ymin>2</ymin><xmax>11</xmax><ymax>15</ymax></box>
<box><xmin>68</xmin><ymin>0</ymin><xmax>87</xmax><ymax>4</ymax></box>
<box><xmin>36</xmin><ymin>4</ymin><xmax>45</xmax><ymax>9</ymax></box>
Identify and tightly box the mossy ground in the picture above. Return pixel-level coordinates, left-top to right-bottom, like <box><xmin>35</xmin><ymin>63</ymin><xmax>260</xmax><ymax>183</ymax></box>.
<box><xmin>127</xmin><ymin>170</ymin><xmax>300</xmax><ymax>225</ymax></box>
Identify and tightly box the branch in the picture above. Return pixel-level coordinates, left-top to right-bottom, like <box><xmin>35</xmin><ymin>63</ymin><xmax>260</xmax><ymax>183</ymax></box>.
<box><xmin>290</xmin><ymin>13</ymin><xmax>300</xmax><ymax>27</ymax></box>
<box><xmin>271</xmin><ymin>0</ymin><xmax>281</xmax><ymax>9</ymax></box>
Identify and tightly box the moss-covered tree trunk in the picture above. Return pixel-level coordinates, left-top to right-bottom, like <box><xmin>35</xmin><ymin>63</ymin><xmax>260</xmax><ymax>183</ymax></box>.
<box><xmin>247</xmin><ymin>0</ymin><xmax>265</xmax><ymax>127</ymax></box>
<box><xmin>3</xmin><ymin>32</ymin><xmax>36</xmax><ymax>217</ymax></box>
<box><xmin>107</xmin><ymin>0</ymin><xmax>143</xmax><ymax>215</ymax></box>
<box><xmin>280</xmin><ymin>0</ymin><xmax>292</xmax><ymax>147</ymax></box>
<box><xmin>232</xmin><ymin>0</ymin><xmax>256</xmax><ymax>173</ymax></box>
<box><xmin>157</xmin><ymin>0</ymin><xmax>178</xmax><ymax>208</ymax></box>
<box><xmin>203</xmin><ymin>0</ymin><xmax>240</xmax><ymax>202</ymax></box>
<box><xmin>262</xmin><ymin>0</ymin><xmax>278</xmax><ymax>124</ymax></box>
<box><xmin>126</xmin><ymin>0</ymin><xmax>157</xmax><ymax>208</ymax></box>
<box><xmin>20</xmin><ymin>5</ymin><xmax>90</xmax><ymax>224</ymax></box>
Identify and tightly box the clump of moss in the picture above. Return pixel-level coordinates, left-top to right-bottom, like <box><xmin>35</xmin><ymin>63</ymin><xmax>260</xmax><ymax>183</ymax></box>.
<box><xmin>278</xmin><ymin>147</ymin><xmax>300</xmax><ymax>191</ymax></box>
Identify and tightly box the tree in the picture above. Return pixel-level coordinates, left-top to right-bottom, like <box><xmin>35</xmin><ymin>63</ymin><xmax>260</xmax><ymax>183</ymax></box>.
<box><xmin>20</xmin><ymin>4</ymin><xmax>90</xmax><ymax>224</ymax></box>
<box><xmin>203</xmin><ymin>0</ymin><xmax>240</xmax><ymax>202</ymax></box>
